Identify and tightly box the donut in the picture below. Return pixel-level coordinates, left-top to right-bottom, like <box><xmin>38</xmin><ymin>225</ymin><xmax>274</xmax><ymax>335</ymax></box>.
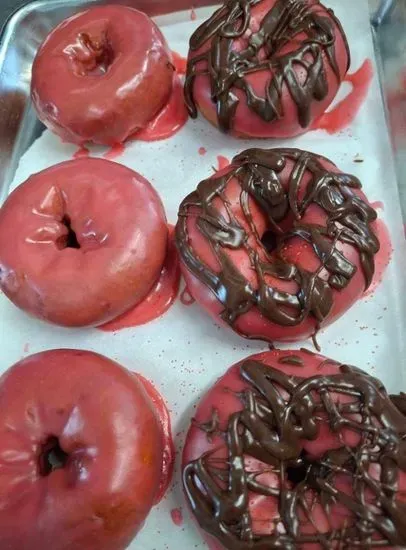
<box><xmin>31</xmin><ymin>5</ymin><xmax>174</xmax><ymax>145</ymax></box>
<box><xmin>176</xmin><ymin>148</ymin><xmax>381</xmax><ymax>343</ymax></box>
<box><xmin>184</xmin><ymin>0</ymin><xmax>350</xmax><ymax>138</ymax></box>
<box><xmin>0</xmin><ymin>158</ymin><xmax>167</xmax><ymax>327</ymax></box>
<box><xmin>183</xmin><ymin>349</ymin><xmax>406</xmax><ymax>549</ymax></box>
<box><xmin>0</xmin><ymin>349</ymin><xmax>174</xmax><ymax>550</ymax></box>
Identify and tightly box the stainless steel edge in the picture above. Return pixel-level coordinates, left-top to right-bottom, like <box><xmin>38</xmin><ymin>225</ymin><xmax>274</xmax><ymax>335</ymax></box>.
<box><xmin>371</xmin><ymin>0</ymin><xmax>406</xmax><ymax>222</ymax></box>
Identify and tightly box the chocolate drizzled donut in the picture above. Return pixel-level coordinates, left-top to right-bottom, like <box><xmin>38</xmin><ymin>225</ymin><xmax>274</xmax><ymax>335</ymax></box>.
<box><xmin>176</xmin><ymin>148</ymin><xmax>379</xmax><ymax>340</ymax></box>
<box><xmin>183</xmin><ymin>358</ymin><xmax>406</xmax><ymax>548</ymax></box>
<box><xmin>184</xmin><ymin>0</ymin><xmax>350</xmax><ymax>133</ymax></box>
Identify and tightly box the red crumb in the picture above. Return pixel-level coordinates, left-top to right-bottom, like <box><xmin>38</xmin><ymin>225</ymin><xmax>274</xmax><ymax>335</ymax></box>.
<box><xmin>170</xmin><ymin>508</ymin><xmax>183</xmax><ymax>526</ymax></box>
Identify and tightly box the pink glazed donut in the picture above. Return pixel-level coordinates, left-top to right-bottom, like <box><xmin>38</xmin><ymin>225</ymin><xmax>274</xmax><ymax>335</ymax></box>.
<box><xmin>176</xmin><ymin>148</ymin><xmax>382</xmax><ymax>343</ymax></box>
<box><xmin>0</xmin><ymin>158</ymin><xmax>167</xmax><ymax>327</ymax></box>
<box><xmin>31</xmin><ymin>5</ymin><xmax>174</xmax><ymax>145</ymax></box>
<box><xmin>183</xmin><ymin>349</ymin><xmax>406</xmax><ymax>549</ymax></box>
<box><xmin>184</xmin><ymin>0</ymin><xmax>350</xmax><ymax>138</ymax></box>
<box><xmin>0</xmin><ymin>349</ymin><xmax>174</xmax><ymax>550</ymax></box>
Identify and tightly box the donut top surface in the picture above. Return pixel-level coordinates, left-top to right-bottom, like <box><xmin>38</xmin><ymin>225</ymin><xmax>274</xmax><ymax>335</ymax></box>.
<box><xmin>185</xmin><ymin>0</ymin><xmax>350</xmax><ymax>133</ymax></box>
<box><xmin>176</xmin><ymin>148</ymin><xmax>379</xmax><ymax>336</ymax></box>
<box><xmin>183</xmin><ymin>353</ymin><xmax>406</xmax><ymax>548</ymax></box>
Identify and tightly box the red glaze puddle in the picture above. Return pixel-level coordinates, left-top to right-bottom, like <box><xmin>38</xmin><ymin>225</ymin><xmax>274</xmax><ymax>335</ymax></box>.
<box><xmin>198</xmin><ymin>146</ymin><xmax>207</xmax><ymax>155</ymax></box>
<box><xmin>216</xmin><ymin>155</ymin><xmax>231</xmax><ymax>171</ymax></box>
<box><xmin>311</xmin><ymin>59</ymin><xmax>374</xmax><ymax>134</ymax></box>
<box><xmin>180</xmin><ymin>286</ymin><xmax>195</xmax><ymax>306</ymax></box>
<box><xmin>364</xmin><ymin>219</ymin><xmax>393</xmax><ymax>298</ymax></box>
<box><xmin>72</xmin><ymin>146</ymin><xmax>90</xmax><ymax>159</ymax></box>
<box><xmin>133</xmin><ymin>76</ymin><xmax>188</xmax><ymax>142</ymax></box>
<box><xmin>135</xmin><ymin>373</ymin><xmax>174</xmax><ymax>504</ymax></box>
<box><xmin>99</xmin><ymin>225</ymin><xmax>181</xmax><ymax>331</ymax></box>
<box><xmin>170</xmin><ymin>508</ymin><xmax>183</xmax><ymax>527</ymax></box>
<box><xmin>171</xmin><ymin>51</ymin><xmax>187</xmax><ymax>76</ymax></box>
<box><xmin>370</xmin><ymin>200</ymin><xmax>384</xmax><ymax>211</ymax></box>
<box><xmin>103</xmin><ymin>142</ymin><xmax>126</xmax><ymax>160</ymax></box>
<box><xmin>191</xmin><ymin>7</ymin><xmax>197</xmax><ymax>20</ymax></box>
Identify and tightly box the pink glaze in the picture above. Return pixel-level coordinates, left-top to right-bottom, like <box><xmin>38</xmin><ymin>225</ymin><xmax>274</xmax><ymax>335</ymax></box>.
<box><xmin>103</xmin><ymin>143</ymin><xmax>125</xmax><ymax>160</ymax></box>
<box><xmin>135</xmin><ymin>373</ymin><xmax>175</xmax><ymax>504</ymax></box>
<box><xmin>183</xmin><ymin>349</ymin><xmax>406</xmax><ymax>550</ymax></box>
<box><xmin>31</xmin><ymin>6</ymin><xmax>174</xmax><ymax>145</ymax></box>
<box><xmin>311</xmin><ymin>59</ymin><xmax>374</xmax><ymax>134</ymax></box>
<box><xmin>370</xmin><ymin>200</ymin><xmax>384</xmax><ymax>211</ymax></box>
<box><xmin>215</xmin><ymin>155</ymin><xmax>230</xmax><ymax>171</ymax></box>
<box><xmin>171</xmin><ymin>51</ymin><xmax>187</xmax><ymax>75</ymax></box>
<box><xmin>72</xmin><ymin>146</ymin><xmax>90</xmax><ymax>159</ymax></box>
<box><xmin>170</xmin><ymin>508</ymin><xmax>184</xmax><ymax>527</ymax></box>
<box><xmin>133</xmin><ymin>75</ymin><xmax>188</xmax><ymax>142</ymax></box>
<box><xmin>0</xmin><ymin>158</ymin><xmax>167</xmax><ymax>327</ymax></box>
<box><xmin>99</xmin><ymin>225</ymin><xmax>180</xmax><ymax>331</ymax></box>
<box><xmin>363</xmin><ymin>219</ymin><xmax>392</xmax><ymax>298</ymax></box>
<box><xmin>189</xmin><ymin>0</ymin><xmax>350</xmax><ymax>138</ymax></box>
<box><xmin>198</xmin><ymin>147</ymin><xmax>207</xmax><ymax>155</ymax></box>
<box><xmin>0</xmin><ymin>350</ymin><xmax>172</xmax><ymax>550</ymax></box>
<box><xmin>180</xmin><ymin>286</ymin><xmax>195</xmax><ymax>306</ymax></box>
<box><xmin>179</xmin><ymin>156</ymin><xmax>384</xmax><ymax>343</ymax></box>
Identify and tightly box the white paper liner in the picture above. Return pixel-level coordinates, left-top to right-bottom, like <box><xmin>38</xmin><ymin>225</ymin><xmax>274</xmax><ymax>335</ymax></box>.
<box><xmin>1</xmin><ymin>1</ymin><xmax>406</xmax><ymax>548</ymax></box>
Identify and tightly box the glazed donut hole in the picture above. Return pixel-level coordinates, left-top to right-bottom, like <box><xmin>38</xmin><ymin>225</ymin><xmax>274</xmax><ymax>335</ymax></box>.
<box><xmin>31</xmin><ymin>185</ymin><xmax>108</xmax><ymax>253</ymax></box>
<box><xmin>55</xmin><ymin>214</ymin><xmax>81</xmax><ymax>250</ymax></box>
<box><xmin>64</xmin><ymin>31</ymin><xmax>115</xmax><ymax>77</ymax></box>
<box><xmin>37</xmin><ymin>436</ymin><xmax>69</xmax><ymax>477</ymax></box>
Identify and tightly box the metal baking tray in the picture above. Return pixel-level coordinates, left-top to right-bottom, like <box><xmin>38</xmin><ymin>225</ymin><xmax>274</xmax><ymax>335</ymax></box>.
<box><xmin>0</xmin><ymin>0</ymin><xmax>404</xmax><ymax>215</ymax></box>
<box><xmin>0</xmin><ymin>1</ymin><xmax>405</xmax><ymax>550</ymax></box>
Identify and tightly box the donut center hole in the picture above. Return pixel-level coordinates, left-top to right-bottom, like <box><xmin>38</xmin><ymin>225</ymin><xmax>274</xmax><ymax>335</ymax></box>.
<box><xmin>286</xmin><ymin>452</ymin><xmax>311</xmax><ymax>485</ymax></box>
<box><xmin>38</xmin><ymin>436</ymin><xmax>69</xmax><ymax>476</ymax></box>
<box><xmin>68</xmin><ymin>32</ymin><xmax>114</xmax><ymax>76</ymax></box>
<box><xmin>261</xmin><ymin>230</ymin><xmax>278</xmax><ymax>253</ymax></box>
<box><xmin>57</xmin><ymin>215</ymin><xmax>81</xmax><ymax>250</ymax></box>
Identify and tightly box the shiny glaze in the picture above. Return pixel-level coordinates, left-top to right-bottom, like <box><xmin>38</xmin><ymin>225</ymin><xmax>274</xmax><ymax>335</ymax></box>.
<box><xmin>134</xmin><ymin>75</ymin><xmax>188</xmax><ymax>142</ymax></box>
<box><xmin>134</xmin><ymin>373</ymin><xmax>175</xmax><ymax>503</ymax></box>
<box><xmin>184</xmin><ymin>0</ymin><xmax>350</xmax><ymax>138</ymax></box>
<box><xmin>0</xmin><ymin>158</ymin><xmax>167</xmax><ymax>327</ymax></box>
<box><xmin>183</xmin><ymin>349</ymin><xmax>406</xmax><ymax>549</ymax></box>
<box><xmin>31</xmin><ymin>6</ymin><xmax>174</xmax><ymax>145</ymax></box>
<box><xmin>103</xmin><ymin>142</ymin><xmax>125</xmax><ymax>160</ymax></box>
<box><xmin>0</xmin><ymin>350</ymin><xmax>173</xmax><ymax>550</ymax></box>
<box><xmin>99</xmin><ymin>225</ymin><xmax>181</xmax><ymax>331</ymax></box>
<box><xmin>176</xmin><ymin>148</ymin><xmax>381</xmax><ymax>343</ymax></box>
<box><xmin>171</xmin><ymin>51</ymin><xmax>188</xmax><ymax>75</ymax></box>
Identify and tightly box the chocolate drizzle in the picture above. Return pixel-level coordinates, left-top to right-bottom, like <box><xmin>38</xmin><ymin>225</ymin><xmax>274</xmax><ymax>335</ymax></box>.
<box><xmin>183</xmin><ymin>359</ymin><xmax>406</xmax><ymax>548</ymax></box>
<box><xmin>176</xmin><ymin>148</ymin><xmax>380</xmax><ymax>339</ymax></box>
<box><xmin>278</xmin><ymin>354</ymin><xmax>304</xmax><ymax>366</ymax></box>
<box><xmin>184</xmin><ymin>0</ymin><xmax>350</xmax><ymax>133</ymax></box>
